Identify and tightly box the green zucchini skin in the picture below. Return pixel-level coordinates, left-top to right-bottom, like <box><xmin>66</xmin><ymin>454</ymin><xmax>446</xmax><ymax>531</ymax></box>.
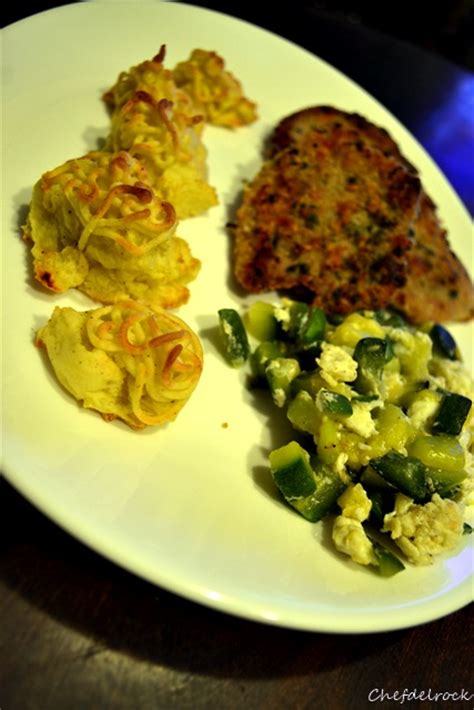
<box><xmin>370</xmin><ymin>537</ymin><xmax>405</xmax><ymax>577</ymax></box>
<box><xmin>251</xmin><ymin>341</ymin><xmax>287</xmax><ymax>380</ymax></box>
<box><xmin>270</xmin><ymin>442</ymin><xmax>346</xmax><ymax>522</ymax></box>
<box><xmin>218</xmin><ymin>308</ymin><xmax>249</xmax><ymax>367</ymax></box>
<box><xmin>270</xmin><ymin>441</ymin><xmax>316</xmax><ymax>500</ymax></box>
<box><xmin>317</xmin><ymin>389</ymin><xmax>353</xmax><ymax>417</ymax></box>
<box><xmin>370</xmin><ymin>453</ymin><xmax>428</xmax><ymax>502</ymax></box>
<box><xmin>286</xmin><ymin>301</ymin><xmax>310</xmax><ymax>341</ymax></box>
<box><xmin>265</xmin><ymin>357</ymin><xmax>301</xmax><ymax>407</ymax></box>
<box><xmin>300</xmin><ymin>307</ymin><xmax>326</xmax><ymax>345</ymax></box>
<box><xmin>366</xmin><ymin>488</ymin><xmax>396</xmax><ymax>527</ymax></box>
<box><xmin>370</xmin><ymin>449</ymin><xmax>467</xmax><ymax>502</ymax></box>
<box><xmin>375</xmin><ymin>310</ymin><xmax>406</xmax><ymax>328</ymax></box>
<box><xmin>431</xmin><ymin>392</ymin><xmax>472</xmax><ymax>436</ymax></box>
<box><xmin>295</xmin><ymin>462</ymin><xmax>346</xmax><ymax>523</ymax></box>
<box><xmin>353</xmin><ymin>337</ymin><xmax>392</xmax><ymax>394</ymax></box>
<box><xmin>246</xmin><ymin>301</ymin><xmax>278</xmax><ymax>342</ymax></box>
<box><xmin>429</xmin><ymin>323</ymin><xmax>459</xmax><ymax>360</ymax></box>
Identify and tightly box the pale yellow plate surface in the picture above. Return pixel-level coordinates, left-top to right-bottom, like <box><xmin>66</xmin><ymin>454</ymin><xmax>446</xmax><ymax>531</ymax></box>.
<box><xmin>2</xmin><ymin>1</ymin><xmax>473</xmax><ymax>632</ymax></box>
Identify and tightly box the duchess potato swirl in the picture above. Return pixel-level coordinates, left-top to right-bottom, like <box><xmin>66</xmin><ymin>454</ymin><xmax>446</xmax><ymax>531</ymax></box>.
<box><xmin>36</xmin><ymin>301</ymin><xmax>203</xmax><ymax>429</ymax></box>
<box><xmin>103</xmin><ymin>45</ymin><xmax>199</xmax><ymax>124</ymax></box>
<box><xmin>107</xmin><ymin>91</ymin><xmax>217</xmax><ymax>219</ymax></box>
<box><xmin>23</xmin><ymin>150</ymin><xmax>200</xmax><ymax>309</ymax></box>
<box><xmin>172</xmin><ymin>49</ymin><xmax>258</xmax><ymax>128</ymax></box>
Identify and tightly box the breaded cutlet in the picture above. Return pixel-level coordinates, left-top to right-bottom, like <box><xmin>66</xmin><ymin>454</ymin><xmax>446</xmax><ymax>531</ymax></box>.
<box><xmin>271</xmin><ymin>105</ymin><xmax>413</xmax><ymax>169</ymax></box>
<box><xmin>233</xmin><ymin>134</ymin><xmax>422</xmax><ymax>314</ymax></box>
<box><xmin>271</xmin><ymin>106</ymin><xmax>473</xmax><ymax>323</ymax></box>
<box><xmin>233</xmin><ymin>105</ymin><xmax>473</xmax><ymax>323</ymax></box>
<box><xmin>390</xmin><ymin>192</ymin><xmax>474</xmax><ymax>323</ymax></box>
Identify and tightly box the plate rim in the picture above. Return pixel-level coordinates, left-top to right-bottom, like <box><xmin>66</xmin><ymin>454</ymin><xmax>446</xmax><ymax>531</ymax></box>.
<box><xmin>3</xmin><ymin>0</ymin><xmax>473</xmax><ymax>634</ymax></box>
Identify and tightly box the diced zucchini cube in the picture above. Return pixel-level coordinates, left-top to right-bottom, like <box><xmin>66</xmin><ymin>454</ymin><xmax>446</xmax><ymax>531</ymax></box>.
<box><xmin>408</xmin><ymin>434</ymin><xmax>465</xmax><ymax>473</ymax></box>
<box><xmin>293</xmin><ymin>458</ymin><xmax>346</xmax><ymax>522</ymax></box>
<box><xmin>245</xmin><ymin>301</ymin><xmax>278</xmax><ymax>342</ymax></box>
<box><xmin>300</xmin><ymin>307</ymin><xmax>326</xmax><ymax>345</ymax></box>
<box><xmin>370</xmin><ymin>452</ymin><xmax>428</xmax><ymax>502</ymax></box>
<box><xmin>251</xmin><ymin>341</ymin><xmax>286</xmax><ymax>379</ymax></box>
<box><xmin>283</xmin><ymin>301</ymin><xmax>326</xmax><ymax>348</ymax></box>
<box><xmin>291</xmin><ymin>371</ymin><xmax>327</xmax><ymax>399</ymax></box>
<box><xmin>331</xmin><ymin>312</ymin><xmax>386</xmax><ymax>348</ymax></box>
<box><xmin>287</xmin><ymin>390</ymin><xmax>320</xmax><ymax>434</ymax></box>
<box><xmin>424</xmin><ymin>466</ymin><xmax>467</xmax><ymax>497</ymax></box>
<box><xmin>316</xmin><ymin>388</ymin><xmax>353</xmax><ymax>417</ymax></box>
<box><xmin>287</xmin><ymin>301</ymin><xmax>310</xmax><ymax>340</ymax></box>
<box><xmin>370</xmin><ymin>538</ymin><xmax>405</xmax><ymax>577</ymax></box>
<box><xmin>353</xmin><ymin>337</ymin><xmax>392</xmax><ymax>394</ymax></box>
<box><xmin>431</xmin><ymin>392</ymin><xmax>472</xmax><ymax>436</ymax></box>
<box><xmin>270</xmin><ymin>441</ymin><xmax>316</xmax><ymax>500</ymax></box>
<box><xmin>270</xmin><ymin>444</ymin><xmax>346</xmax><ymax>522</ymax></box>
<box><xmin>374</xmin><ymin>310</ymin><xmax>407</xmax><ymax>329</ymax></box>
<box><xmin>265</xmin><ymin>357</ymin><xmax>300</xmax><ymax>407</ymax></box>
<box><xmin>218</xmin><ymin>308</ymin><xmax>249</xmax><ymax>367</ymax></box>
<box><xmin>429</xmin><ymin>323</ymin><xmax>459</xmax><ymax>361</ymax></box>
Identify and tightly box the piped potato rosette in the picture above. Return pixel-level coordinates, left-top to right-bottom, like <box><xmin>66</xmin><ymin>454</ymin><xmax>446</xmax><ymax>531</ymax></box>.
<box><xmin>103</xmin><ymin>45</ymin><xmax>200</xmax><ymax>125</ymax></box>
<box><xmin>23</xmin><ymin>150</ymin><xmax>200</xmax><ymax>309</ymax></box>
<box><xmin>107</xmin><ymin>91</ymin><xmax>217</xmax><ymax>219</ymax></box>
<box><xmin>172</xmin><ymin>49</ymin><xmax>258</xmax><ymax>128</ymax></box>
<box><xmin>36</xmin><ymin>301</ymin><xmax>203</xmax><ymax>430</ymax></box>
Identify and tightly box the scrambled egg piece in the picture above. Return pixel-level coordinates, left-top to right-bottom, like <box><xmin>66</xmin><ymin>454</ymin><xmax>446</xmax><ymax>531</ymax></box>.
<box><xmin>388</xmin><ymin>327</ymin><xmax>432</xmax><ymax>381</ymax></box>
<box><xmin>172</xmin><ymin>49</ymin><xmax>257</xmax><ymax>128</ymax></box>
<box><xmin>406</xmin><ymin>390</ymin><xmax>442</xmax><ymax>431</ymax></box>
<box><xmin>332</xmin><ymin>483</ymin><xmax>377</xmax><ymax>566</ymax></box>
<box><xmin>316</xmin><ymin>343</ymin><xmax>358</xmax><ymax>388</ymax></box>
<box><xmin>344</xmin><ymin>401</ymin><xmax>377</xmax><ymax>439</ymax></box>
<box><xmin>23</xmin><ymin>151</ymin><xmax>200</xmax><ymax>309</ymax></box>
<box><xmin>383</xmin><ymin>493</ymin><xmax>464</xmax><ymax>565</ymax></box>
<box><xmin>36</xmin><ymin>302</ymin><xmax>203</xmax><ymax>430</ymax></box>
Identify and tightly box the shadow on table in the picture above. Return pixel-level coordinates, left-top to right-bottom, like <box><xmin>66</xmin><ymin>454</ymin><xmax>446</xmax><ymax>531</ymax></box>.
<box><xmin>0</xmin><ymin>478</ymin><xmax>404</xmax><ymax>680</ymax></box>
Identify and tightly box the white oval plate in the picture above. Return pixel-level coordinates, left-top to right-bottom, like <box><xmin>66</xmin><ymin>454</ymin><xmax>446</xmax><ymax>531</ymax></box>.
<box><xmin>2</xmin><ymin>1</ymin><xmax>473</xmax><ymax>633</ymax></box>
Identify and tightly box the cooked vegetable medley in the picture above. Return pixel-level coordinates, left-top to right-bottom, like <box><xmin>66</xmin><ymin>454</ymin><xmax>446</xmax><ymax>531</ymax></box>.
<box><xmin>218</xmin><ymin>299</ymin><xmax>474</xmax><ymax>576</ymax></box>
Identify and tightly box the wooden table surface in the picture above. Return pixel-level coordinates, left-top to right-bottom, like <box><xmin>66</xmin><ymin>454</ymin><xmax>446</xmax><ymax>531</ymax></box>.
<box><xmin>1</xmin><ymin>477</ymin><xmax>473</xmax><ymax>709</ymax></box>
<box><xmin>2</xmin><ymin>3</ymin><xmax>473</xmax><ymax>709</ymax></box>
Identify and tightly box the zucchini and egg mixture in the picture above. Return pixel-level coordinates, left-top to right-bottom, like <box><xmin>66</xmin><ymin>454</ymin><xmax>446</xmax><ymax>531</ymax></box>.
<box><xmin>218</xmin><ymin>301</ymin><xmax>473</xmax><ymax>576</ymax></box>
